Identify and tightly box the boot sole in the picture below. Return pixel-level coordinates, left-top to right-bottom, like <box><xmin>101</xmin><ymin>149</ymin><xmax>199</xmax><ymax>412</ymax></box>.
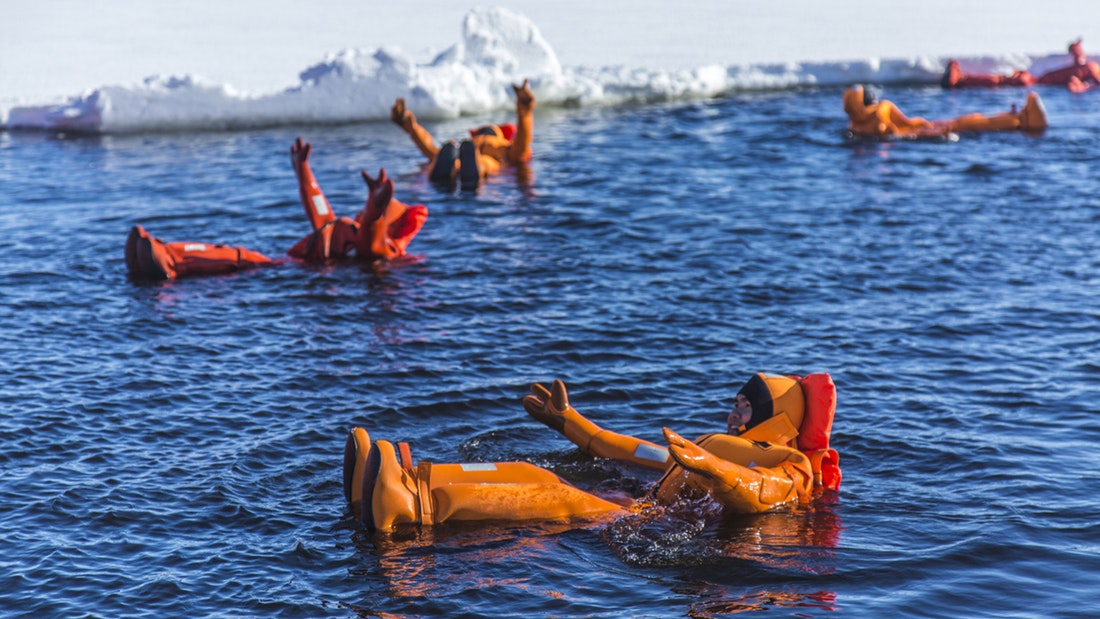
<box><xmin>430</xmin><ymin>142</ymin><xmax>457</xmax><ymax>188</ymax></box>
<box><xmin>343</xmin><ymin>428</ymin><xmax>380</xmax><ymax>527</ymax></box>
<box><xmin>459</xmin><ymin>140</ymin><xmax>480</xmax><ymax>191</ymax></box>
<box><xmin>125</xmin><ymin>225</ymin><xmax>171</xmax><ymax>280</ymax></box>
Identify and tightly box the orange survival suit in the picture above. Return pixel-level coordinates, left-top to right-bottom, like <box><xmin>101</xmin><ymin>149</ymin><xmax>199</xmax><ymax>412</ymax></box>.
<box><xmin>344</xmin><ymin>373</ymin><xmax>842</xmax><ymax>531</ymax></box>
<box><xmin>943</xmin><ymin>40</ymin><xmax>1100</xmax><ymax>93</ymax></box>
<box><xmin>524</xmin><ymin>373</ymin><xmax>842</xmax><ymax>500</ymax></box>
<box><xmin>390</xmin><ymin>79</ymin><xmax>535</xmax><ymax>188</ymax></box>
<box><xmin>286</xmin><ymin>138</ymin><xmax>427</xmax><ymax>263</ymax></box>
<box><xmin>843</xmin><ymin>85</ymin><xmax>1048</xmax><ymax>138</ymax></box>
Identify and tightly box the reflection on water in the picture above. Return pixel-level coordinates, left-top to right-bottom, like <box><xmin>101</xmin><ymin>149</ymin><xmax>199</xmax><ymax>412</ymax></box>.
<box><xmin>685</xmin><ymin>587</ymin><xmax>838</xmax><ymax>617</ymax></box>
<box><xmin>712</xmin><ymin>503</ymin><xmax>843</xmax><ymax>575</ymax></box>
<box><xmin>601</xmin><ymin>495</ymin><xmax>842</xmax><ymax>573</ymax></box>
<box><xmin>347</xmin><ymin>490</ymin><xmax>842</xmax><ymax>615</ymax></box>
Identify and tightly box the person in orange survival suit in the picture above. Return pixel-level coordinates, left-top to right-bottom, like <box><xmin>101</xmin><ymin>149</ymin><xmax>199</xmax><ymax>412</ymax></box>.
<box><xmin>843</xmin><ymin>84</ymin><xmax>1048</xmax><ymax>139</ymax></box>
<box><xmin>125</xmin><ymin>225</ymin><xmax>274</xmax><ymax>281</ymax></box>
<box><xmin>523</xmin><ymin>373</ymin><xmax>842</xmax><ymax>510</ymax></box>
<box><xmin>389</xmin><ymin>79</ymin><xmax>535</xmax><ymax>190</ymax></box>
<box><xmin>287</xmin><ymin>137</ymin><xmax>428</xmax><ymax>263</ymax></box>
<box><xmin>943</xmin><ymin>39</ymin><xmax>1100</xmax><ymax>93</ymax></box>
<box><xmin>344</xmin><ymin>372</ymin><xmax>842</xmax><ymax>531</ymax></box>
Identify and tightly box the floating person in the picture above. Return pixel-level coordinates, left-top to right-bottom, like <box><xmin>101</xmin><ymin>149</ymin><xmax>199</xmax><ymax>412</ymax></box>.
<box><xmin>1035</xmin><ymin>39</ymin><xmax>1100</xmax><ymax>92</ymax></box>
<box><xmin>344</xmin><ymin>372</ymin><xmax>841</xmax><ymax>531</ymax></box>
<box><xmin>124</xmin><ymin>225</ymin><xmax>274</xmax><ymax>281</ymax></box>
<box><xmin>940</xmin><ymin>59</ymin><xmax>1035</xmax><ymax>89</ymax></box>
<box><xmin>124</xmin><ymin>139</ymin><xmax>428</xmax><ymax>281</ymax></box>
<box><xmin>287</xmin><ymin>138</ymin><xmax>428</xmax><ymax>263</ymax></box>
<box><xmin>523</xmin><ymin>373</ymin><xmax>842</xmax><ymax>497</ymax></box>
<box><xmin>942</xmin><ymin>39</ymin><xmax>1100</xmax><ymax>93</ymax></box>
<box><xmin>389</xmin><ymin>79</ymin><xmax>535</xmax><ymax>190</ymax></box>
<box><xmin>843</xmin><ymin>84</ymin><xmax>1048</xmax><ymax>140</ymax></box>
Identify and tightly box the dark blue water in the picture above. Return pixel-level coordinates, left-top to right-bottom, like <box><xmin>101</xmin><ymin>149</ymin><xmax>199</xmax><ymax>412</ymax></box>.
<box><xmin>2</xmin><ymin>86</ymin><xmax>1099</xmax><ymax>618</ymax></box>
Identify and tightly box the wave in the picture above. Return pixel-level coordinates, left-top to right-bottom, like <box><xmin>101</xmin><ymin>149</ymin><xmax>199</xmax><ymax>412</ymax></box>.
<box><xmin>0</xmin><ymin>6</ymin><xmax>1074</xmax><ymax>134</ymax></box>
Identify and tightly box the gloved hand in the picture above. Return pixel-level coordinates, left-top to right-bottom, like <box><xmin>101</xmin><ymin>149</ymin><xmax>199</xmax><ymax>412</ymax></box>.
<box><xmin>512</xmin><ymin>79</ymin><xmax>535</xmax><ymax>112</ymax></box>
<box><xmin>390</xmin><ymin>98</ymin><xmax>416</xmax><ymax>130</ymax></box>
<box><xmin>522</xmin><ymin>379</ymin><xmax>570</xmax><ymax>432</ymax></box>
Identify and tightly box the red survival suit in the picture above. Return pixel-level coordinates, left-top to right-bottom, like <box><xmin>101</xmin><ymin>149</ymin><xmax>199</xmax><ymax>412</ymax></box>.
<box><xmin>943</xmin><ymin>39</ymin><xmax>1100</xmax><ymax>93</ymax></box>
<box><xmin>125</xmin><ymin>225</ymin><xmax>273</xmax><ymax>281</ymax></box>
<box><xmin>287</xmin><ymin>138</ymin><xmax>427</xmax><ymax>263</ymax></box>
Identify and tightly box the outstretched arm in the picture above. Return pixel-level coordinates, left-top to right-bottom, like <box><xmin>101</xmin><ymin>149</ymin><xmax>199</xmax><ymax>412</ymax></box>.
<box><xmin>291</xmin><ymin>137</ymin><xmax>336</xmax><ymax>231</ymax></box>
<box><xmin>390</xmin><ymin>98</ymin><xmax>440</xmax><ymax>160</ymax></box>
<box><xmin>663</xmin><ymin>428</ymin><xmax>812</xmax><ymax>513</ymax></box>
<box><xmin>524</xmin><ymin>380</ymin><xmax>670</xmax><ymax>471</ymax></box>
<box><xmin>508</xmin><ymin>80</ymin><xmax>535</xmax><ymax>163</ymax></box>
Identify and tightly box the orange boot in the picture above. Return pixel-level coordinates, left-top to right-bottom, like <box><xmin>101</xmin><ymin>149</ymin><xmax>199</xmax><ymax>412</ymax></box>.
<box><xmin>523</xmin><ymin>380</ymin><xmax>671</xmax><ymax>471</ymax></box>
<box><xmin>1018</xmin><ymin>92</ymin><xmax>1049</xmax><ymax>132</ymax></box>
<box><xmin>659</xmin><ymin>428</ymin><xmax>813</xmax><ymax>513</ymax></box>
<box><xmin>125</xmin><ymin>225</ymin><xmax>273</xmax><ymax>280</ymax></box>
<box><xmin>343</xmin><ymin>428</ymin><xmax>625</xmax><ymax>531</ymax></box>
<box><xmin>941</xmin><ymin>59</ymin><xmax>965</xmax><ymax>88</ymax></box>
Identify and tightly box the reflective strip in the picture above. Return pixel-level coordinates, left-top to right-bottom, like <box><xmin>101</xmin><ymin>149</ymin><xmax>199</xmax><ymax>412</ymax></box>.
<box><xmin>459</xmin><ymin>463</ymin><xmax>498</xmax><ymax>472</ymax></box>
<box><xmin>311</xmin><ymin>194</ymin><xmax>330</xmax><ymax>216</ymax></box>
<box><xmin>417</xmin><ymin>461</ymin><xmax>433</xmax><ymax>525</ymax></box>
<box><xmin>634</xmin><ymin>443</ymin><xmax>669</xmax><ymax>463</ymax></box>
<box><xmin>183</xmin><ymin>243</ymin><xmax>208</xmax><ymax>252</ymax></box>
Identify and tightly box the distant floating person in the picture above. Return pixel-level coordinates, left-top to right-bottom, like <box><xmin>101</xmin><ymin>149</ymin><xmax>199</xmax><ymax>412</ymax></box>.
<box><xmin>124</xmin><ymin>139</ymin><xmax>427</xmax><ymax>281</ymax></box>
<box><xmin>942</xmin><ymin>39</ymin><xmax>1100</xmax><ymax>93</ymax></box>
<box><xmin>287</xmin><ymin>138</ymin><xmax>427</xmax><ymax>263</ymax></box>
<box><xmin>124</xmin><ymin>225</ymin><xmax>274</xmax><ymax>281</ymax></box>
<box><xmin>390</xmin><ymin>79</ymin><xmax>535</xmax><ymax>191</ymax></box>
<box><xmin>344</xmin><ymin>372</ymin><xmax>842</xmax><ymax>531</ymax></box>
<box><xmin>843</xmin><ymin>84</ymin><xmax>1048</xmax><ymax>140</ymax></box>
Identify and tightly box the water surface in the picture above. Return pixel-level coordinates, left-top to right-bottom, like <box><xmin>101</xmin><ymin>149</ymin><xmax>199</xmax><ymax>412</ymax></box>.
<box><xmin>2</xmin><ymin>87</ymin><xmax>1098</xmax><ymax>618</ymax></box>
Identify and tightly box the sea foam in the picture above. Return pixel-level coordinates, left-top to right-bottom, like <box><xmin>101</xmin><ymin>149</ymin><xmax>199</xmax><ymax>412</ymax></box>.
<box><xmin>0</xmin><ymin>7</ymin><xmax>1071</xmax><ymax>134</ymax></box>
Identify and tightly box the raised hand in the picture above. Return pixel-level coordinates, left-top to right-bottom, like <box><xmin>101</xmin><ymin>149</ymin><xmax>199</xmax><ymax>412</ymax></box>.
<box><xmin>663</xmin><ymin>427</ymin><xmax>722</xmax><ymax>479</ymax></box>
<box><xmin>359</xmin><ymin>168</ymin><xmax>391</xmax><ymax>223</ymax></box>
<box><xmin>290</xmin><ymin>137</ymin><xmax>312</xmax><ymax>174</ymax></box>
<box><xmin>522</xmin><ymin>379</ymin><xmax>568</xmax><ymax>432</ymax></box>
<box><xmin>360</xmin><ymin>167</ymin><xmax>388</xmax><ymax>193</ymax></box>
<box><xmin>512</xmin><ymin>79</ymin><xmax>535</xmax><ymax>110</ymax></box>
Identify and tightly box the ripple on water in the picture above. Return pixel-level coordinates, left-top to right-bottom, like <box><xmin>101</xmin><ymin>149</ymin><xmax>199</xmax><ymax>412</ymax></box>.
<box><xmin>2</xmin><ymin>88</ymin><xmax>1100</xmax><ymax>617</ymax></box>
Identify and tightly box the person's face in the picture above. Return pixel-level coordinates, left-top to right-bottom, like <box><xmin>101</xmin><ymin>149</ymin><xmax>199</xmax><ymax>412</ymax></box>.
<box><xmin>727</xmin><ymin>393</ymin><xmax>753</xmax><ymax>434</ymax></box>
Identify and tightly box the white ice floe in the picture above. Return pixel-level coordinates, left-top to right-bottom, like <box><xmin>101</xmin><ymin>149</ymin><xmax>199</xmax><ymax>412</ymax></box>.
<box><xmin>0</xmin><ymin>6</ymin><xmax>1082</xmax><ymax>134</ymax></box>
